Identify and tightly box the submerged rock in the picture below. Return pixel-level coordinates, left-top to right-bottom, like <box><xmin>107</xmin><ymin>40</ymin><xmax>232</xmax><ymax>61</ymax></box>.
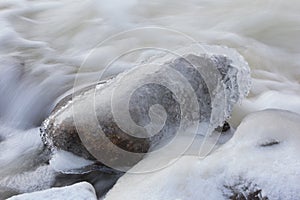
<box><xmin>40</xmin><ymin>51</ymin><xmax>250</xmax><ymax>170</ymax></box>
<box><xmin>0</xmin><ymin>186</ymin><xmax>19</xmax><ymax>200</ymax></box>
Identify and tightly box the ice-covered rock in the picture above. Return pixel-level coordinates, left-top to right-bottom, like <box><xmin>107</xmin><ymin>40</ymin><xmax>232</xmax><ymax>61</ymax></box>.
<box><xmin>8</xmin><ymin>182</ymin><xmax>97</xmax><ymax>200</ymax></box>
<box><xmin>40</xmin><ymin>47</ymin><xmax>251</xmax><ymax>171</ymax></box>
<box><xmin>104</xmin><ymin>109</ymin><xmax>300</xmax><ymax>200</ymax></box>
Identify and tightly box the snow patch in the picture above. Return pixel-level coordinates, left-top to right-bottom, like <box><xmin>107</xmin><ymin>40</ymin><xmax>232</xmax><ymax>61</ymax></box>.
<box><xmin>105</xmin><ymin>109</ymin><xmax>300</xmax><ymax>200</ymax></box>
<box><xmin>8</xmin><ymin>182</ymin><xmax>97</xmax><ymax>200</ymax></box>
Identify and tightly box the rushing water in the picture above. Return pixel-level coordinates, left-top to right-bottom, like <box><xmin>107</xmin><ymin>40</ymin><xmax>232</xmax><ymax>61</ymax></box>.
<box><xmin>0</xmin><ymin>0</ymin><xmax>300</xmax><ymax>199</ymax></box>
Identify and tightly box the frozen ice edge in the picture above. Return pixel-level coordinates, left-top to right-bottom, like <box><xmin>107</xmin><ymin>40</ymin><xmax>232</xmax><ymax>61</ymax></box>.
<box><xmin>140</xmin><ymin>44</ymin><xmax>252</xmax><ymax>129</ymax></box>
<box><xmin>7</xmin><ymin>182</ymin><xmax>97</xmax><ymax>200</ymax></box>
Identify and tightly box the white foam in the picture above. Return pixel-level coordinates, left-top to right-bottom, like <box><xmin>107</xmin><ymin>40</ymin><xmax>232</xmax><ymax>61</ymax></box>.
<box><xmin>0</xmin><ymin>127</ymin><xmax>43</xmax><ymax>178</ymax></box>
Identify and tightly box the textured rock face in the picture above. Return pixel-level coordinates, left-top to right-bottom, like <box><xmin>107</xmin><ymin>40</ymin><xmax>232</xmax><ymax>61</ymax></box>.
<box><xmin>40</xmin><ymin>53</ymin><xmax>250</xmax><ymax>169</ymax></box>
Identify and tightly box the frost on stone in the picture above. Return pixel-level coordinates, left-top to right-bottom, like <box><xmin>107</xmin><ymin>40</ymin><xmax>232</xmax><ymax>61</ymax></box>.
<box><xmin>136</xmin><ymin>44</ymin><xmax>252</xmax><ymax>135</ymax></box>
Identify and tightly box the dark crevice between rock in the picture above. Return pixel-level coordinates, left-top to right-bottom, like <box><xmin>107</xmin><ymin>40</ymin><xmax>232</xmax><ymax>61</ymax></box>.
<box><xmin>260</xmin><ymin>139</ymin><xmax>280</xmax><ymax>147</ymax></box>
<box><xmin>53</xmin><ymin>167</ymin><xmax>123</xmax><ymax>198</ymax></box>
<box><xmin>215</xmin><ymin>121</ymin><xmax>231</xmax><ymax>133</ymax></box>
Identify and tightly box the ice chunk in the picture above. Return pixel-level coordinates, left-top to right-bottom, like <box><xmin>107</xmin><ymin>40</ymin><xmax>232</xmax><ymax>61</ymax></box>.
<box><xmin>7</xmin><ymin>182</ymin><xmax>97</xmax><ymax>200</ymax></box>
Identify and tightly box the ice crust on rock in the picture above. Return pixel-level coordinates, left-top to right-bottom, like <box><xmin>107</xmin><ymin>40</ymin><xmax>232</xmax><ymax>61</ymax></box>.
<box><xmin>40</xmin><ymin>45</ymin><xmax>251</xmax><ymax>170</ymax></box>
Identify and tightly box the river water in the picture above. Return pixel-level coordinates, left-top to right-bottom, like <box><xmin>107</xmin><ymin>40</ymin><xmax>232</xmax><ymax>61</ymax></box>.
<box><xmin>0</xmin><ymin>0</ymin><xmax>299</xmax><ymax>199</ymax></box>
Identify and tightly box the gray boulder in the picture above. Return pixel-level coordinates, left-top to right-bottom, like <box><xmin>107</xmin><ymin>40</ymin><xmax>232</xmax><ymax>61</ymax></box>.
<box><xmin>40</xmin><ymin>53</ymin><xmax>250</xmax><ymax>170</ymax></box>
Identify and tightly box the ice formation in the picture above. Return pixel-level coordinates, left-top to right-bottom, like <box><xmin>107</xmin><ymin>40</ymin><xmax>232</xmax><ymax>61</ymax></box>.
<box><xmin>7</xmin><ymin>182</ymin><xmax>97</xmax><ymax>200</ymax></box>
<box><xmin>105</xmin><ymin>109</ymin><xmax>300</xmax><ymax>200</ymax></box>
<box><xmin>40</xmin><ymin>45</ymin><xmax>251</xmax><ymax>171</ymax></box>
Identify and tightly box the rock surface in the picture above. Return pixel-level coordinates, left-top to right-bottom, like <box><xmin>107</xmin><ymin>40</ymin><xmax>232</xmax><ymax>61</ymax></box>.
<box><xmin>7</xmin><ymin>182</ymin><xmax>97</xmax><ymax>200</ymax></box>
<box><xmin>40</xmin><ymin>52</ymin><xmax>250</xmax><ymax>170</ymax></box>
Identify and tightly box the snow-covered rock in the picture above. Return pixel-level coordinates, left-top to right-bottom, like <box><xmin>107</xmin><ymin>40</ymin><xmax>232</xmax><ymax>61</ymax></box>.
<box><xmin>104</xmin><ymin>109</ymin><xmax>300</xmax><ymax>200</ymax></box>
<box><xmin>8</xmin><ymin>182</ymin><xmax>97</xmax><ymax>200</ymax></box>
